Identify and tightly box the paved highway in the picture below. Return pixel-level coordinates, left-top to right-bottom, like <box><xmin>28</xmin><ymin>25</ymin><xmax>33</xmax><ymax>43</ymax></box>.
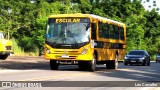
<box><xmin>0</xmin><ymin>56</ymin><xmax>160</xmax><ymax>90</ymax></box>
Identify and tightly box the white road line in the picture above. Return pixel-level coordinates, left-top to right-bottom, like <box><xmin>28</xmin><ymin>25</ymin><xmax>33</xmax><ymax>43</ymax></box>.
<box><xmin>140</xmin><ymin>87</ymin><xmax>160</xmax><ymax>90</ymax></box>
<box><xmin>0</xmin><ymin>69</ymin><xmax>40</xmax><ymax>74</ymax></box>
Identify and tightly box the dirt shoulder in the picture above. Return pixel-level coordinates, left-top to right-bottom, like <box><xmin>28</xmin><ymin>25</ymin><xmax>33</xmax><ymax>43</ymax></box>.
<box><xmin>0</xmin><ymin>56</ymin><xmax>49</xmax><ymax>70</ymax></box>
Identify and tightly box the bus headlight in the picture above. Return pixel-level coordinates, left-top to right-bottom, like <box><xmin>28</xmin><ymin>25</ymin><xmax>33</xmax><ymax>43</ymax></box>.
<box><xmin>81</xmin><ymin>48</ymin><xmax>88</xmax><ymax>55</ymax></box>
<box><xmin>46</xmin><ymin>48</ymin><xmax>50</xmax><ymax>54</ymax></box>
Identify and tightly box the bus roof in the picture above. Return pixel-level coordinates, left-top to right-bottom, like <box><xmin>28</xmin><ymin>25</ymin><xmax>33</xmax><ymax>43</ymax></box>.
<box><xmin>49</xmin><ymin>13</ymin><xmax>125</xmax><ymax>26</ymax></box>
<box><xmin>49</xmin><ymin>13</ymin><xmax>89</xmax><ymax>18</ymax></box>
<box><xmin>90</xmin><ymin>14</ymin><xmax>125</xmax><ymax>26</ymax></box>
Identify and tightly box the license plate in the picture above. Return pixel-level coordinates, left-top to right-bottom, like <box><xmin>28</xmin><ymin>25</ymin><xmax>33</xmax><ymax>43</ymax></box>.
<box><xmin>61</xmin><ymin>54</ymin><xmax>69</xmax><ymax>58</ymax></box>
<box><xmin>131</xmin><ymin>60</ymin><xmax>136</xmax><ymax>62</ymax></box>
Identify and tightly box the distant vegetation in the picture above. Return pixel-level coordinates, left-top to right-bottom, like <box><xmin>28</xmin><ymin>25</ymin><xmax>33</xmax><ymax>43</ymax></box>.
<box><xmin>0</xmin><ymin>0</ymin><xmax>160</xmax><ymax>59</ymax></box>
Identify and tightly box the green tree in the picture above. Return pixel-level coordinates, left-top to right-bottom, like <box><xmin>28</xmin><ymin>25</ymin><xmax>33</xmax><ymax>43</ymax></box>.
<box><xmin>143</xmin><ymin>10</ymin><xmax>160</xmax><ymax>57</ymax></box>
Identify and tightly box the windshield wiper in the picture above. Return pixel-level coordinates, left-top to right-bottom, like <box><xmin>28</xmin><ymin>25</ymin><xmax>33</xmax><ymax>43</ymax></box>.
<box><xmin>71</xmin><ymin>38</ymin><xmax>79</xmax><ymax>48</ymax></box>
<box><xmin>62</xmin><ymin>36</ymin><xmax>66</xmax><ymax>44</ymax></box>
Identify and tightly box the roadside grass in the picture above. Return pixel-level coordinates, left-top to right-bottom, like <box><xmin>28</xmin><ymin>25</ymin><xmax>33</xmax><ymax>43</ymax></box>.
<box><xmin>11</xmin><ymin>38</ymin><xmax>39</xmax><ymax>56</ymax></box>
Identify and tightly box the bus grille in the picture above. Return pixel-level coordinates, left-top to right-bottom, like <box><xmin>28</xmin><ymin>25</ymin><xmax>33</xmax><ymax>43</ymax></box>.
<box><xmin>53</xmin><ymin>50</ymin><xmax>79</xmax><ymax>55</ymax></box>
<box><xmin>53</xmin><ymin>50</ymin><xmax>79</xmax><ymax>60</ymax></box>
<box><xmin>55</xmin><ymin>55</ymin><xmax>77</xmax><ymax>60</ymax></box>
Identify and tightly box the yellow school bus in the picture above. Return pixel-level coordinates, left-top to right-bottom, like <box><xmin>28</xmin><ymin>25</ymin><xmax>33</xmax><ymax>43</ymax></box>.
<box><xmin>44</xmin><ymin>13</ymin><xmax>126</xmax><ymax>71</ymax></box>
<box><xmin>0</xmin><ymin>31</ymin><xmax>13</xmax><ymax>60</ymax></box>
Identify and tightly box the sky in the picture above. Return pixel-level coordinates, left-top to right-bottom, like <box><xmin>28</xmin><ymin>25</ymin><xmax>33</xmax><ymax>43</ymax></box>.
<box><xmin>141</xmin><ymin>0</ymin><xmax>160</xmax><ymax>14</ymax></box>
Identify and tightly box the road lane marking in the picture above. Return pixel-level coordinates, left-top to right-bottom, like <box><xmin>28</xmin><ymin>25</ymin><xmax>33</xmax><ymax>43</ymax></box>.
<box><xmin>18</xmin><ymin>72</ymin><xmax>95</xmax><ymax>81</ymax></box>
<box><xmin>16</xmin><ymin>69</ymin><xmax>127</xmax><ymax>81</ymax></box>
<box><xmin>0</xmin><ymin>70</ymin><xmax>24</xmax><ymax>73</ymax></box>
<box><xmin>0</xmin><ymin>69</ymin><xmax>45</xmax><ymax>74</ymax></box>
<box><xmin>140</xmin><ymin>87</ymin><xmax>160</xmax><ymax>90</ymax></box>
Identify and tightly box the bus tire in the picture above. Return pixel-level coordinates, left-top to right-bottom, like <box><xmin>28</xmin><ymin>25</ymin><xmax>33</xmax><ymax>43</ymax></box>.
<box><xmin>50</xmin><ymin>60</ymin><xmax>59</xmax><ymax>70</ymax></box>
<box><xmin>78</xmin><ymin>61</ymin><xmax>87</xmax><ymax>70</ymax></box>
<box><xmin>0</xmin><ymin>55</ymin><xmax>8</xmax><ymax>60</ymax></box>
<box><xmin>106</xmin><ymin>61</ymin><xmax>110</xmax><ymax>69</ymax></box>
<box><xmin>114</xmin><ymin>54</ymin><xmax>118</xmax><ymax>69</ymax></box>
<box><xmin>88</xmin><ymin>54</ymin><xmax>96</xmax><ymax>72</ymax></box>
<box><xmin>106</xmin><ymin>54</ymin><xmax>118</xmax><ymax>69</ymax></box>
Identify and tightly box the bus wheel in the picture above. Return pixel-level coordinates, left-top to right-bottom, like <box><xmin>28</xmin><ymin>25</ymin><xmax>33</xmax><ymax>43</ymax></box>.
<box><xmin>88</xmin><ymin>54</ymin><xmax>96</xmax><ymax>72</ymax></box>
<box><xmin>106</xmin><ymin>61</ymin><xmax>110</xmax><ymax>69</ymax></box>
<box><xmin>114</xmin><ymin>54</ymin><xmax>118</xmax><ymax>69</ymax></box>
<box><xmin>106</xmin><ymin>54</ymin><xmax>118</xmax><ymax>69</ymax></box>
<box><xmin>50</xmin><ymin>60</ymin><xmax>59</xmax><ymax>70</ymax></box>
<box><xmin>0</xmin><ymin>55</ymin><xmax>8</xmax><ymax>60</ymax></box>
<box><xmin>78</xmin><ymin>61</ymin><xmax>87</xmax><ymax>70</ymax></box>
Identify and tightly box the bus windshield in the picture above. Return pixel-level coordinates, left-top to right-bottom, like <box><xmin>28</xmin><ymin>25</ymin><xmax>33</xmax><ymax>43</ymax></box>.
<box><xmin>46</xmin><ymin>18</ymin><xmax>90</xmax><ymax>44</ymax></box>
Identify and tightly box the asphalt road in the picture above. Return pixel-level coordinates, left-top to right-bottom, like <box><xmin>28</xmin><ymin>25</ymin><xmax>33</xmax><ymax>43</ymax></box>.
<box><xmin>0</xmin><ymin>56</ymin><xmax>160</xmax><ymax>90</ymax></box>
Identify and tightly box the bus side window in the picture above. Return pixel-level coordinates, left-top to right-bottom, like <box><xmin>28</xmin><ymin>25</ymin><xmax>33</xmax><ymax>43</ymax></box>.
<box><xmin>114</xmin><ymin>26</ymin><xmax>119</xmax><ymax>40</ymax></box>
<box><xmin>109</xmin><ymin>25</ymin><xmax>114</xmax><ymax>39</ymax></box>
<box><xmin>98</xmin><ymin>22</ymin><xmax>103</xmax><ymax>38</ymax></box>
<box><xmin>91</xmin><ymin>23</ymin><xmax>97</xmax><ymax>40</ymax></box>
<box><xmin>120</xmin><ymin>27</ymin><xmax>124</xmax><ymax>40</ymax></box>
<box><xmin>104</xmin><ymin>24</ymin><xmax>109</xmax><ymax>39</ymax></box>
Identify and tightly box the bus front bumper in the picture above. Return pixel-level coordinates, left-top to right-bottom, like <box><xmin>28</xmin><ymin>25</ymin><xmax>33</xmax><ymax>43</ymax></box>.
<box><xmin>45</xmin><ymin>53</ymin><xmax>93</xmax><ymax>61</ymax></box>
<box><xmin>0</xmin><ymin>51</ymin><xmax>11</xmax><ymax>55</ymax></box>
